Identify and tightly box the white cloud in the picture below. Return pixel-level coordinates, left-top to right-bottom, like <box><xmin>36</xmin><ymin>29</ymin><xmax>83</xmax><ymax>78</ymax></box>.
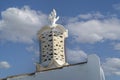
<box><xmin>1</xmin><ymin>7</ymin><xmax>120</xmax><ymax>45</ymax></box>
<box><xmin>114</xmin><ymin>72</ymin><xmax>120</xmax><ymax>75</ymax></box>
<box><xmin>113</xmin><ymin>3</ymin><xmax>120</xmax><ymax>11</ymax></box>
<box><xmin>66</xmin><ymin>49</ymin><xmax>87</xmax><ymax>64</ymax></box>
<box><xmin>102</xmin><ymin>58</ymin><xmax>120</xmax><ymax>76</ymax></box>
<box><xmin>0</xmin><ymin>61</ymin><xmax>10</xmax><ymax>69</ymax></box>
<box><xmin>79</xmin><ymin>12</ymin><xmax>104</xmax><ymax>20</ymax></box>
<box><xmin>0</xmin><ymin>6</ymin><xmax>47</xmax><ymax>44</ymax></box>
<box><xmin>114</xmin><ymin>43</ymin><xmax>120</xmax><ymax>50</ymax></box>
<box><xmin>26</xmin><ymin>45</ymin><xmax>39</xmax><ymax>56</ymax></box>
<box><xmin>66</xmin><ymin>14</ymin><xmax>120</xmax><ymax>43</ymax></box>
<box><xmin>67</xmin><ymin>12</ymin><xmax>104</xmax><ymax>23</ymax></box>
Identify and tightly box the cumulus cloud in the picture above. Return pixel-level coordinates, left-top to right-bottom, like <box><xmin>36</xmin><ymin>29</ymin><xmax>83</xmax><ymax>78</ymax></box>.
<box><xmin>66</xmin><ymin>13</ymin><xmax>120</xmax><ymax>43</ymax></box>
<box><xmin>1</xmin><ymin>7</ymin><xmax>120</xmax><ymax>45</ymax></box>
<box><xmin>0</xmin><ymin>61</ymin><xmax>10</xmax><ymax>69</ymax></box>
<box><xmin>66</xmin><ymin>49</ymin><xmax>87</xmax><ymax>64</ymax></box>
<box><xmin>102</xmin><ymin>58</ymin><xmax>120</xmax><ymax>76</ymax></box>
<box><xmin>0</xmin><ymin>6</ymin><xmax>47</xmax><ymax>44</ymax></box>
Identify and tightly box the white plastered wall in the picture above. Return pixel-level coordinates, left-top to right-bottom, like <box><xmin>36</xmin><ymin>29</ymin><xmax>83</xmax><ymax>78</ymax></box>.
<box><xmin>7</xmin><ymin>54</ymin><xmax>104</xmax><ymax>80</ymax></box>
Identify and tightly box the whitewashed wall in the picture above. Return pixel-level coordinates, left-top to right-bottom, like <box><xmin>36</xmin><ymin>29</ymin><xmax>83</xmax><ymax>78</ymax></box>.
<box><xmin>7</xmin><ymin>54</ymin><xmax>104</xmax><ymax>80</ymax></box>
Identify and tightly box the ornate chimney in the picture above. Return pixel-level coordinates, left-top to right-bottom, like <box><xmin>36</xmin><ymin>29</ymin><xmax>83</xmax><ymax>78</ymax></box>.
<box><xmin>36</xmin><ymin>9</ymin><xmax>68</xmax><ymax>71</ymax></box>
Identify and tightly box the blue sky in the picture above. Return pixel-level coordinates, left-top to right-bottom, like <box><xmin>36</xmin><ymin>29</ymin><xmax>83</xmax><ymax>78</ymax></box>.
<box><xmin>0</xmin><ymin>0</ymin><xmax>120</xmax><ymax>80</ymax></box>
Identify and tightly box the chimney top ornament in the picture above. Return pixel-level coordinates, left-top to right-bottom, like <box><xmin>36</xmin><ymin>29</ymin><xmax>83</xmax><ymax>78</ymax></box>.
<box><xmin>49</xmin><ymin>9</ymin><xmax>59</xmax><ymax>28</ymax></box>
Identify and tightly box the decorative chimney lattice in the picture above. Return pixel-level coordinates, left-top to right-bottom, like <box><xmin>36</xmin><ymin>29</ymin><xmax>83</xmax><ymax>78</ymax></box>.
<box><xmin>37</xmin><ymin>9</ymin><xmax>68</xmax><ymax>71</ymax></box>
